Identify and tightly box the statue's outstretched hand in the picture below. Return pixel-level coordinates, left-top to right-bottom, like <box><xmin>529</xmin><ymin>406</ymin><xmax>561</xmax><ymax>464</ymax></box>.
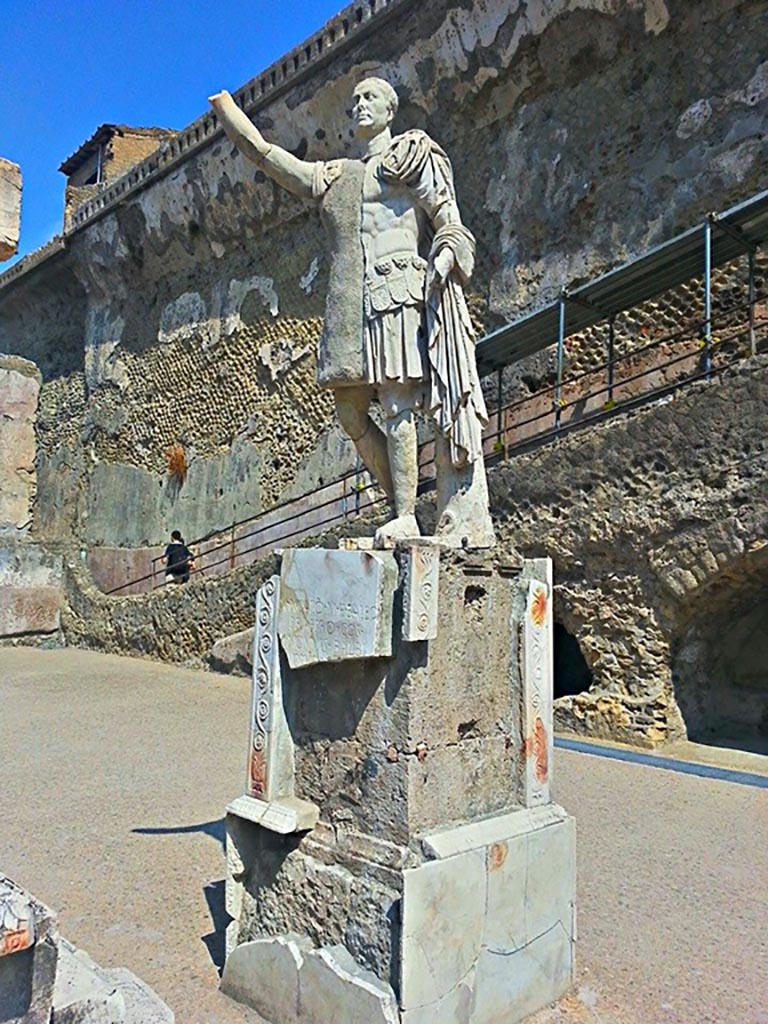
<box><xmin>206</xmin><ymin>87</ymin><xmax>310</xmax><ymax>194</ymax></box>
<box><xmin>208</xmin><ymin>90</ymin><xmax>234</xmax><ymax>113</ymax></box>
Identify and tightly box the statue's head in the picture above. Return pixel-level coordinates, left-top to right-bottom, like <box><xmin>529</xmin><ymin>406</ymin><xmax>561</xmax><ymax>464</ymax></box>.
<box><xmin>352</xmin><ymin>78</ymin><xmax>398</xmax><ymax>139</ymax></box>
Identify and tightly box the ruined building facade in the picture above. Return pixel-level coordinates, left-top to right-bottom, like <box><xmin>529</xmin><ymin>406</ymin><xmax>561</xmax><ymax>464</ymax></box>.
<box><xmin>0</xmin><ymin>0</ymin><xmax>766</xmax><ymax>751</ymax></box>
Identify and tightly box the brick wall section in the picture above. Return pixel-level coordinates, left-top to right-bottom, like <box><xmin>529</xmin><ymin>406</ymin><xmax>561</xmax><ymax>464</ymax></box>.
<box><xmin>106</xmin><ymin>133</ymin><xmax>173</xmax><ymax>182</ymax></box>
<box><xmin>63</xmin><ymin>132</ymin><xmax>174</xmax><ymax>228</ymax></box>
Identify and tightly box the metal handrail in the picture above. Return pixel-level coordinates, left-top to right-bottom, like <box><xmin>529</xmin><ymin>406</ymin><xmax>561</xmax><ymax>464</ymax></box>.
<box><xmin>104</xmin><ymin>293</ymin><xmax>766</xmax><ymax>595</ymax></box>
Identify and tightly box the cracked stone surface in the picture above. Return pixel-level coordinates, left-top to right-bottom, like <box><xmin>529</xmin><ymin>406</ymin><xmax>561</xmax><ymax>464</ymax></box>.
<box><xmin>222</xmin><ymin>934</ymin><xmax>307</xmax><ymax>1022</ymax></box>
<box><xmin>300</xmin><ymin>945</ymin><xmax>399</xmax><ymax>1024</ymax></box>
<box><xmin>401</xmin><ymin>812</ymin><xmax>575</xmax><ymax>1022</ymax></box>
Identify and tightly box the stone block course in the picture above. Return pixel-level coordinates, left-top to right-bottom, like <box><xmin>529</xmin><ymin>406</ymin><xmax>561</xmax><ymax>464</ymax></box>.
<box><xmin>0</xmin><ymin>158</ymin><xmax>21</xmax><ymax>261</ymax></box>
<box><xmin>0</xmin><ymin>354</ymin><xmax>41</xmax><ymax>530</ymax></box>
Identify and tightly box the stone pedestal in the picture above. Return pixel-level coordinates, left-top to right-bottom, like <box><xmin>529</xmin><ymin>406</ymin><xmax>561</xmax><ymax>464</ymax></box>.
<box><xmin>223</xmin><ymin>545</ymin><xmax>575</xmax><ymax>1024</ymax></box>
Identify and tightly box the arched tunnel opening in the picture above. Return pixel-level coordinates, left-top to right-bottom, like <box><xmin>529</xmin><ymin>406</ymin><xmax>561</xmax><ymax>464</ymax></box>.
<box><xmin>553</xmin><ymin>622</ymin><xmax>593</xmax><ymax>699</ymax></box>
<box><xmin>673</xmin><ymin>572</ymin><xmax>768</xmax><ymax>755</ymax></box>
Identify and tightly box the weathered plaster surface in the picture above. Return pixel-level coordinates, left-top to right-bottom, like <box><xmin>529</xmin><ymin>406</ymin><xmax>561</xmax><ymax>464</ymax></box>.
<box><xmin>60</xmin><ymin>356</ymin><xmax>768</xmax><ymax>748</ymax></box>
<box><xmin>0</xmin><ymin>0</ymin><xmax>765</xmax><ymax>744</ymax></box>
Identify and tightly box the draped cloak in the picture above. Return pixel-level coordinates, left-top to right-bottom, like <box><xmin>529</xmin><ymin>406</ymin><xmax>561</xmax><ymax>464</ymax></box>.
<box><xmin>313</xmin><ymin>130</ymin><xmax>488</xmax><ymax>469</ymax></box>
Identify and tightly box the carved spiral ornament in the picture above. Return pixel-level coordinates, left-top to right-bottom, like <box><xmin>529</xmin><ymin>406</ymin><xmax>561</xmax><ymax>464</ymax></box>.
<box><xmin>248</xmin><ymin>575</ymin><xmax>280</xmax><ymax>795</ymax></box>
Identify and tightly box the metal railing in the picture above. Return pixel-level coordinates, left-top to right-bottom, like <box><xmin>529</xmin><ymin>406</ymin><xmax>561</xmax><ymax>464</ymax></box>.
<box><xmin>104</xmin><ymin>289</ymin><xmax>766</xmax><ymax>596</ymax></box>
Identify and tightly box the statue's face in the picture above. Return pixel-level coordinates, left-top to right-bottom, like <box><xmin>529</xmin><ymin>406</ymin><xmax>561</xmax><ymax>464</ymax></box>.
<box><xmin>352</xmin><ymin>80</ymin><xmax>394</xmax><ymax>138</ymax></box>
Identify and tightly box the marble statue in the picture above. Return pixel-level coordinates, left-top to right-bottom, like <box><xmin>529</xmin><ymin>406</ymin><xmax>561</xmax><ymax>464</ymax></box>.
<box><xmin>210</xmin><ymin>78</ymin><xmax>494</xmax><ymax>547</ymax></box>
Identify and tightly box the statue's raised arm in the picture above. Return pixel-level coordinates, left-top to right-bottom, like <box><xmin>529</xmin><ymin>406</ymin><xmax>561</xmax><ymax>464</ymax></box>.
<box><xmin>209</xmin><ymin>90</ymin><xmax>315</xmax><ymax>199</ymax></box>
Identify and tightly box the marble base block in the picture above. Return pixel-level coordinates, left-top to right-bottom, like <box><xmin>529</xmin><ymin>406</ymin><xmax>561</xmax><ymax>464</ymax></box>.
<box><xmin>401</xmin><ymin>806</ymin><xmax>576</xmax><ymax>1023</ymax></box>
<box><xmin>224</xmin><ymin>806</ymin><xmax>574</xmax><ymax>1024</ymax></box>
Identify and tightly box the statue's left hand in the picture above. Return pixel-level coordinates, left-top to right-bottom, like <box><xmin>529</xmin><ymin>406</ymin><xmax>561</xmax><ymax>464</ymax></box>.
<box><xmin>428</xmin><ymin>248</ymin><xmax>455</xmax><ymax>292</ymax></box>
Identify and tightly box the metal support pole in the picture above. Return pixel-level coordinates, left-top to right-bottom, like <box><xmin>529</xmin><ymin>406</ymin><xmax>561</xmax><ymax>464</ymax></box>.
<box><xmin>607</xmin><ymin>315</ymin><xmax>616</xmax><ymax>407</ymax></box>
<box><xmin>555</xmin><ymin>290</ymin><xmax>566</xmax><ymax>432</ymax></box>
<box><xmin>748</xmin><ymin>249</ymin><xmax>756</xmax><ymax>356</ymax></box>
<box><xmin>703</xmin><ymin>217</ymin><xmax>713</xmax><ymax>375</ymax></box>
<box><xmin>496</xmin><ymin>368</ymin><xmax>503</xmax><ymax>451</ymax></box>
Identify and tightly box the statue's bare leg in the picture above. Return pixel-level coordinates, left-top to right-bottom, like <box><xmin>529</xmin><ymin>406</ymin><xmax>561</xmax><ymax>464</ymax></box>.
<box><xmin>335</xmin><ymin>386</ymin><xmax>394</xmax><ymax>501</ymax></box>
<box><xmin>373</xmin><ymin>381</ymin><xmax>422</xmax><ymax>546</ymax></box>
<box><xmin>434</xmin><ymin>433</ymin><xmax>495</xmax><ymax>548</ymax></box>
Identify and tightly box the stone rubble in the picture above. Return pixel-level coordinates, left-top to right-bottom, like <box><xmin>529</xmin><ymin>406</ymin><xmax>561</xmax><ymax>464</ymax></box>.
<box><xmin>0</xmin><ymin>877</ymin><xmax>173</xmax><ymax>1024</ymax></box>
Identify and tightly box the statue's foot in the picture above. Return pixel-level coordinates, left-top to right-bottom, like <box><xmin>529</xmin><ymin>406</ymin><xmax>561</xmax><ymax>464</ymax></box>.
<box><xmin>435</xmin><ymin>501</ymin><xmax>496</xmax><ymax>549</ymax></box>
<box><xmin>374</xmin><ymin>513</ymin><xmax>421</xmax><ymax>549</ymax></box>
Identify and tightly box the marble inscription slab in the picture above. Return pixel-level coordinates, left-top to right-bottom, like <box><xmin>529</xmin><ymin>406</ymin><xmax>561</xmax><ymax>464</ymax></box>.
<box><xmin>278</xmin><ymin>548</ymin><xmax>398</xmax><ymax>668</ymax></box>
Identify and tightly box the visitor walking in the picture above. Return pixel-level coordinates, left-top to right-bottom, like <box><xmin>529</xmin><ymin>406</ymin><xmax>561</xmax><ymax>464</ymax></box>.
<box><xmin>164</xmin><ymin>530</ymin><xmax>195</xmax><ymax>584</ymax></box>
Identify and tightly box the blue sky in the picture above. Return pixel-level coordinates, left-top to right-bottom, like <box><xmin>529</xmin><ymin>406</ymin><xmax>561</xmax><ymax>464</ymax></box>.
<box><xmin>1</xmin><ymin>0</ymin><xmax>345</xmax><ymax>262</ymax></box>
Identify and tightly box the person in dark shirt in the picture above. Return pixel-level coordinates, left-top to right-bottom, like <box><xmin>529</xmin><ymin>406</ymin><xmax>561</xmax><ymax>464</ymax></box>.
<box><xmin>164</xmin><ymin>530</ymin><xmax>195</xmax><ymax>584</ymax></box>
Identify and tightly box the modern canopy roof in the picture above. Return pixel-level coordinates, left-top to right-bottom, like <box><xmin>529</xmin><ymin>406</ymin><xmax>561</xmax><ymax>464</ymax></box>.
<box><xmin>475</xmin><ymin>188</ymin><xmax>768</xmax><ymax>377</ymax></box>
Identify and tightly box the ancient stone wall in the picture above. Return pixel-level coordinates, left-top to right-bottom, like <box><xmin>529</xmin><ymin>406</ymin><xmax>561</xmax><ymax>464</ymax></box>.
<box><xmin>105</xmin><ymin>131</ymin><xmax>176</xmax><ymax>182</ymax></box>
<box><xmin>59</xmin><ymin>355</ymin><xmax>768</xmax><ymax>748</ymax></box>
<box><xmin>0</xmin><ymin>355</ymin><xmax>63</xmax><ymax>639</ymax></box>
<box><xmin>0</xmin><ymin>355</ymin><xmax>40</xmax><ymax>531</ymax></box>
<box><xmin>490</xmin><ymin>353</ymin><xmax>768</xmax><ymax>747</ymax></box>
<box><xmin>0</xmin><ymin>0</ymin><xmax>766</xmax><ymax>742</ymax></box>
<box><xmin>0</xmin><ymin>0</ymin><xmax>764</xmax><ymax>565</ymax></box>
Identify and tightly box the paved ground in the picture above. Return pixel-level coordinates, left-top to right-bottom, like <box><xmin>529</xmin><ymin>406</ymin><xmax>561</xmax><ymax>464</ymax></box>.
<box><xmin>1</xmin><ymin>648</ymin><xmax>766</xmax><ymax>1024</ymax></box>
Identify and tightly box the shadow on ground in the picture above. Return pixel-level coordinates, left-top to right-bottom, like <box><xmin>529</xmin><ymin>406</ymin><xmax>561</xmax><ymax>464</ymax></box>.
<box><xmin>132</xmin><ymin>820</ymin><xmax>231</xmax><ymax>973</ymax></box>
<box><xmin>132</xmin><ymin>818</ymin><xmax>226</xmax><ymax>850</ymax></box>
<box><xmin>202</xmin><ymin>879</ymin><xmax>230</xmax><ymax>974</ymax></box>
